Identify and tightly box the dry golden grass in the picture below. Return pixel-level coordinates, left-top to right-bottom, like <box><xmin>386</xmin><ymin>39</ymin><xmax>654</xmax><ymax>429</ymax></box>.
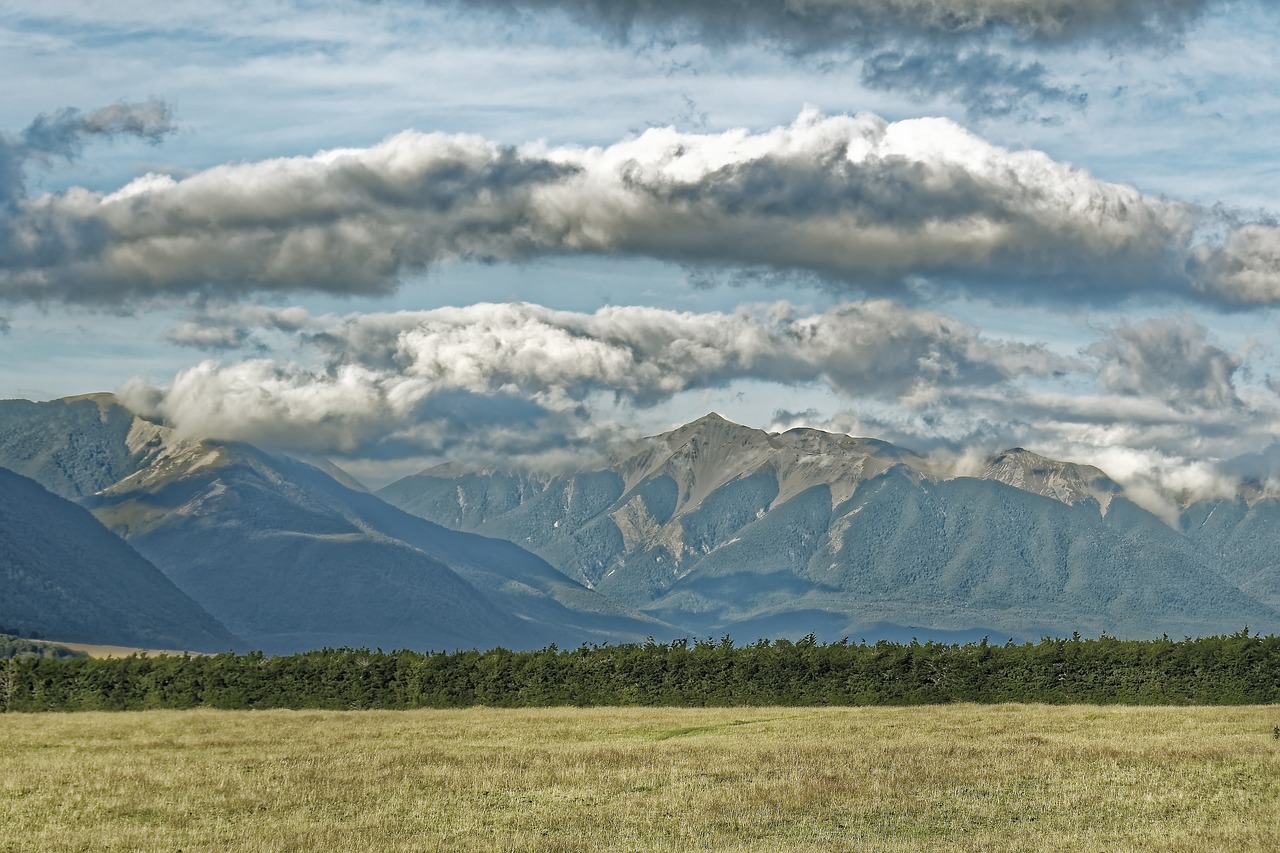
<box><xmin>1</xmin><ymin>705</ymin><xmax>1277</xmax><ymax>852</ymax></box>
<box><xmin>31</xmin><ymin>640</ymin><xmax>197</xmax><ymax>659</ymax></box>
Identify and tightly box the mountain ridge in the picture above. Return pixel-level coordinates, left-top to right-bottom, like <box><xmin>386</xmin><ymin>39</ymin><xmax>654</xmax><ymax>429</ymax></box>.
<box><xmin>0</xmin><ymin>465</ymin><xmax>238</xmax><ymax>650</ymax></box>
<box><xmin>379</xmin><ymin>412</ymin><xmax>1279</xmax><ymax>642</ymax></box>
<box><xmin>0</xmin><ymin>396</ymin><xmax>674</xmax><ymax>653</ymax></box>
<box><xmin>5</xmin><ymin>398</ymin><xmax>1276</xmax><ymax>650</ymax></box>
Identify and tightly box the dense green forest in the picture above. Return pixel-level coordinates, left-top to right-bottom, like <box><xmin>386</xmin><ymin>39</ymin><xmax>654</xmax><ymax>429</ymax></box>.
<box><xmin>3</xmin><ymin>632</ymin><xmax>1278</xmax><ymax>712</ymax></box>
<box><xmin>0</xmin><ymin>634</ymin><xmax>87</xmax><ymax>661</ymax></box>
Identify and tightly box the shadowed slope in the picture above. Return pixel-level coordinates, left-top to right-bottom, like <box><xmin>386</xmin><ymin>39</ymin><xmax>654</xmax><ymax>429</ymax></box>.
<box><xmin>0</xmin><ymin>466</ymin><xmax>237</xmax><ymax>650</ymax></box>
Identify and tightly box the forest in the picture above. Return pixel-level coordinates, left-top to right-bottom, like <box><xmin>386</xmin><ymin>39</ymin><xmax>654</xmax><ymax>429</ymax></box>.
<box><xmin>3</xmin><ymin>631</ymin><xmax>1278</xmax><ymax>712</ymax></box>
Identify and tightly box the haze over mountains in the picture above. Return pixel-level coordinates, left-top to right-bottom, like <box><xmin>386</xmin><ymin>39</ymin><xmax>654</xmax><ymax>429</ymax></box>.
<box><xmin>1</xmin><ymin>396</ymin><xmax>1276</xmax><ymax>652</ymax></box>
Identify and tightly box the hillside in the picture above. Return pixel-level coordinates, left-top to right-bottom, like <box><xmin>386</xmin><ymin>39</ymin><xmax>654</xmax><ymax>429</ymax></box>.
<box><xmin>0</xmin><ymin>466</ymin><xmax>238</xmax><ymax>651</ymax></box>
<box><xmin>0</xmin><ymin>396</ymin><xmax>670</xmax><ymax>653</ymax></box>
<box><xmin>6</xmin><ymin>396</ymin><xmax>1276</xmax><ymax>650</ymax></box>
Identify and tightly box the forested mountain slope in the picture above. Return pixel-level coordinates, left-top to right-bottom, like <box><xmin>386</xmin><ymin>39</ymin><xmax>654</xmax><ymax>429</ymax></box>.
<box><xmin>0</xmin><ymin>466</ymin><xmax>237</xmax><ymax>650</ymax></box>
<box><xmin>0</xmin><ymin>396</ymin><xmax>669</xmax><ymax>653</ymax></box>
<box><xmin>381</xmin><ymin>414</ymin><xmax>1279</xmax><ymax>641</ymax></box>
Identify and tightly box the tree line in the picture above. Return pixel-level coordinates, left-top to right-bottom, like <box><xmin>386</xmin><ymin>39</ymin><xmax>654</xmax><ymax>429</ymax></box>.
<box><xmin>3</xmin><ymin>631</ymin><xmax>1278</xmax><ymax>712</ymax></box>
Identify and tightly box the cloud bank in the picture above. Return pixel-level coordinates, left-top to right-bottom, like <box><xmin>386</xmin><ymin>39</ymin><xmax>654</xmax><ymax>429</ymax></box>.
<box><xmin>4</xmin><ymin>108</ymin><xmax>1275</xmax><ymax>306</ymax></box>
<box><xmin>449</xmin><ymin>0</ymin><xmax>1215</xmax><ymax>48</ymax></box>
<box><xmin>127</xmin><ymin>299</ymin><xmax>1065</xmax><ymax>457</ymax></box>
<box><xmin>123</xmin><ymin>296</ymin><xmax>1277</xmax><ymax>504</ymax></box>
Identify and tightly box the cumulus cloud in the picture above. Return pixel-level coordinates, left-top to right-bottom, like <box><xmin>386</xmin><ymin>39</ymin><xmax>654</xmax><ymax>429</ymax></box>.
<box><xmin>127</xmin><ymin>299</ymin><xmax>1067</xmax><ymax>458</ymax></box>
<box><xmin>12</xmin><ymin>108</ymin><xmax>1271</xmax><ymax>306</ymax></box>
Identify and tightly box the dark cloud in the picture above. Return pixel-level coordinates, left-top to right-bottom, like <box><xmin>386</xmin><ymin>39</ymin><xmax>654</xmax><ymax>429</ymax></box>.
<box><xmin>444</xmin><ymin>0</ymin><xmax>1213</xmax><ymax>116</ymax></box>
<box><xmin>448</xmin><ymin>0</ymin><xmax>1214</xmax><ymax>50</ymax></box>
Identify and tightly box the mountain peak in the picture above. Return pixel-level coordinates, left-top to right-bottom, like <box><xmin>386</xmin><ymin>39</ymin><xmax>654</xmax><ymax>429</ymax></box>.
<box><xmin>660</xmin><ymin>411</ymin><xmax>753</xmax><ymax>437</ymax></box>
<box><xmin>653</xmin><ymin>412</ymin><xmax>772</xmax><ymax>452</ymax></box>
<box><xmin>61</xmin><ymin>391</ymin><xmax>119</xmax><ymax>407</ymax></box>
<box><xmin>982</xmin><ymin>447</ymin><xmax>1120</xmax><ymax>510</ymax></box>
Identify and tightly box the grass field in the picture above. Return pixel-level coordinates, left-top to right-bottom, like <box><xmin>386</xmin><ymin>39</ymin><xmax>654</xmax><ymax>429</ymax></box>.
<box><xmin>1</xmin><ymin>705</ymin><xmax>1277</xmax><ymax>852</ymax></box>
<box><xmin>31</xmin><ymin>640</ymin><xmax>193</xmax><ymax>659</ymax></box>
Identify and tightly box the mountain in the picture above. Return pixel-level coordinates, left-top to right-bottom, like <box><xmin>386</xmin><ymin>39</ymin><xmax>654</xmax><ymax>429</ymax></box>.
<box><xmin>7</xmin><ymin>397</ymin><xmax>1274</xmax><ymax>649</ymax></box>
<box><xmin>1181</xmin><ymin>494</ymin><xmax>1280</xmax><ymax>613</ymax></box>
<box><xmin>379</xmin><ymin>413</ymin><xmax>1279</xmax><ymax>642</ymax></box>
<box><xmin>0</xmin><ymin>393</ymin><xmax>149</xmax><ymax>500</ymax></box>
<box><xmin>0</xmin><ymin>396</ymin><xmax>670</xmax><ymax>653</ymax></box>
<box><xmin>980</xmin><ymin>447</ymin><xmax>1121</xmax><ymax>510</ymax></box>
<box><xmin>0</xmin><ymin>466</ymin><xmax>237</xmax><ymax>650</ymax></box>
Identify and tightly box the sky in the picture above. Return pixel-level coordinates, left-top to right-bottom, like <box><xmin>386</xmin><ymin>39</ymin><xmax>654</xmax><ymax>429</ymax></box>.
<box><xmin>2</xmin><ymin>0</ymin><xmax>1280</xmax><ymax>507</ymax></box>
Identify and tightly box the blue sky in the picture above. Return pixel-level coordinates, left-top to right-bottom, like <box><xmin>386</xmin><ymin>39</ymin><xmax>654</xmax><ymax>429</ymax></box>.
<box><xmin>2</xmin><ymin>0</ymin><xmax>1279</xmax><ymax>504</ymax></box>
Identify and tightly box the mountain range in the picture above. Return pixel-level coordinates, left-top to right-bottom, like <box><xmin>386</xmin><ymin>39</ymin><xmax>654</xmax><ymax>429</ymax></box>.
<box><xmin>0</xmin><ymin>395</ymin><xmax>666</xmax><ymax>652</ymax></box>
<box><xmin>379</xmin><ymin>413</ymin><xmax>1280</xmax><ymax>643</ymax></box>
<box><xmin>1</xmin><ymin>398</ymin><xmax>1277</xmax><ymax>651</ymax></box>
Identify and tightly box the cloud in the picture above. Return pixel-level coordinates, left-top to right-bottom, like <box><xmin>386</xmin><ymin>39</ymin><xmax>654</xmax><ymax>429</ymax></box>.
<box><xmin>127</xmin><ymin>295</ymin><xmax>1280</xmax><ymax>508</ymax></box>
<box><xmin>1190</xmin><ymin>223</ymin><xmax>1280</xmax><ymax>305</ymax></box>
<box><xmin>768</xmin><ymin>390</ymin><xmax>1278</xmax><ymax>521</ymax></box>
<box><xmin>0</xmin><ymin>99</ymin><xmax>176</xmax><ymax>206</ymax></box>
<box><xmin>447</xmin><ymin>1</ymin><xmax>1215</xmax><ymax>49</ymax></box>
<box><xmin>859</xmin><ymin>49</ymin><xmax>1086</xmax><ymax>119</ymax></box>
<box><xmin>11</xmin><ymin>108</ymin><xmax>1273</xmax><ymax>307</ymax></box>
<box><xmin>127</xmin><ymin>298</ymin><xmax>1066</xmax><ymax>458</ymax></box>
<box><xmin>1085</xmin><ymin>317</ymin><xmax>1242</xmax><ymax>411</ymax></box>
<box><xmin>299</xmin><ymin>299</ymin><xmax>1071</xmax><ymax>402</ymax></box>
<box><xmin>166</xmin><ymin>304</ymin><xmax>312</xmax><ymax>349</ymax></box>
<box><xmin>443</xmin><ymin>0</ymin><xmax>1212</xmax><ymax>117</ymax></box>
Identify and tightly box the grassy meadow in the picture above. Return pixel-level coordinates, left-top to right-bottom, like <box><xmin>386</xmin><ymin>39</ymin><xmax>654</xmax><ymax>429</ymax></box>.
<box><xmin>1</xmin><ymin>705</ymin><xmax>1277</xmax><ymax>852</ymax></box>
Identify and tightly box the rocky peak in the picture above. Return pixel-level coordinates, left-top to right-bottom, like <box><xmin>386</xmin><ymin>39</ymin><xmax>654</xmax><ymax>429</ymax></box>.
<box><xmin>981</xmin><ymin>447</ymin><xmax>1121</xmax><ymax>511</ymax></box>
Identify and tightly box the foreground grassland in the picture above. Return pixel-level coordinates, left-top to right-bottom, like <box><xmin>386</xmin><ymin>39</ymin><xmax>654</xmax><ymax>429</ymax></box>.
<box><xmin>1</xmin><ymin>705</ymin><xmax>1277</xmax><ymax>852</ymax></box>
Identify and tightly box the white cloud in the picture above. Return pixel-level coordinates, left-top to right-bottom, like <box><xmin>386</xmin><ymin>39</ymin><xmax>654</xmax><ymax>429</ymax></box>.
<box><xmin>13</xmin><ymin>109</ymin><xmax>1265</xmax><ymax>306</ymax></box>
<box><xmin>129</xmin><ymin>298</ymin><xmax>1065</xmax><ymax>457</ymax></box>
